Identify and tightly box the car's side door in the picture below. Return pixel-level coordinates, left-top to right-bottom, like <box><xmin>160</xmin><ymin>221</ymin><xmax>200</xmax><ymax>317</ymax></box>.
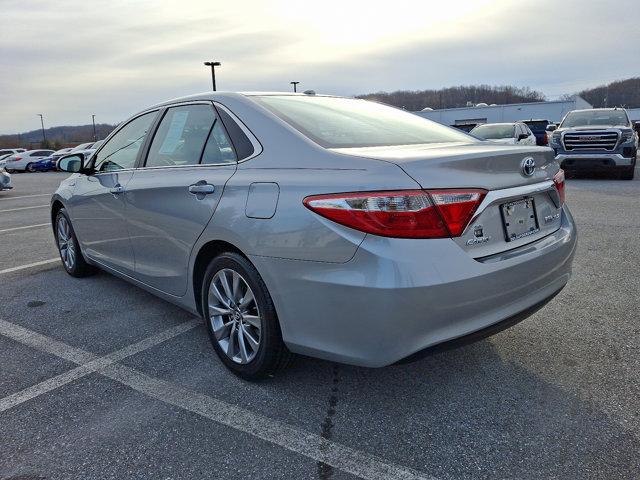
<box><xmin>124</xmin><ymin>102</ymin><xmax>239</xmax><ymax>296</ymax></box>
<box><xmin>69</xmin><ymin>111</ymin><xmax>158</xmax><ymax>274</ymax></box>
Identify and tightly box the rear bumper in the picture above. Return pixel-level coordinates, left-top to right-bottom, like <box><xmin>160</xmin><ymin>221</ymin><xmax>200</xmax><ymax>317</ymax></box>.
<box><xmin>252</xmin><ymin>206</ymin><xmax>577</xmax><ymax>367</ymax></box>
<box><xmin>556</xmin><ymin>152</ymin><xmax>635</xmax><ymax>169</ymax></box>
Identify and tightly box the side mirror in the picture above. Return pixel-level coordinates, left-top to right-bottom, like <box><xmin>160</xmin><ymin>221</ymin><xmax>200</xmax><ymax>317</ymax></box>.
<box><xmin>546</xmin><ymin>124</ymin><xmax>557</xmax><ymax>132</ymax></box>
<box><xmin>518</xmin><ymin>133</ymin><xmax>529</xmax><ymax>141</ymax></box>
<box><xmin>57</xmin><ymin>153</ymin><xmax>85</xmax><ymax>173</ymax></box>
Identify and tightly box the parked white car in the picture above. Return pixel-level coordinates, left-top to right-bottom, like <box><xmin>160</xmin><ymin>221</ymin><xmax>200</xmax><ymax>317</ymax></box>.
<box><xmin>3</xmin><ymin>149</ymin><xmax>55</xmax><ymax>172</ymax></box>
<box><xmin>0</xmin><ymin>148</ymin><xmax>26</xmax><ymax>157</ymax></box>
<box><xmin>470</xmin><ymin>122</ymin><xmax>537</xmax><ymax>146</ymax></box>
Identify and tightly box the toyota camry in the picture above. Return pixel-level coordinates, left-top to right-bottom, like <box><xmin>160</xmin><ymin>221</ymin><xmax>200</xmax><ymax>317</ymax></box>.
<box><xmin>52</xmin><ymin>92</ymin><xmax>576</xmax><ymax>379</ymax></box>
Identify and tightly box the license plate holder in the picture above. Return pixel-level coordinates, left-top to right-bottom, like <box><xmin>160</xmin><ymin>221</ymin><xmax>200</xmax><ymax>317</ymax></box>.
<box><xmin>500</xmin><ymin>197</ymin><xmax>539</xmax><ymax>242</ymax></box>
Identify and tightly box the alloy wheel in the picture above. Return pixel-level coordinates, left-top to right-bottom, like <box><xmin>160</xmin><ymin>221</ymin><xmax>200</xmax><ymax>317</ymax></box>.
<box><xmin>208</xmin><ymin>268</ymin><xmax>262</xmax><ymax>364</ymax></box>
<box><xmin>56</xmin><ymin>216</ymin><xmax>76</xmax><ymax>270</ymax></box>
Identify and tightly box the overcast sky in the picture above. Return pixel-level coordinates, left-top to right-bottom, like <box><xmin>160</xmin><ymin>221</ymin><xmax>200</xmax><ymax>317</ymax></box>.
<box><xmin>1</xmin><ymin>0</ymin><xmax>638</xmax><ymax>134</ymax></box>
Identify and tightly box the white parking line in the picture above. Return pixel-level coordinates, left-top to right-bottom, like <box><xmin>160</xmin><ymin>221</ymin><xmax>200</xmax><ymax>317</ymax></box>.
<box><xmin>0</xmin><ymin>318</ymin><xmax>200</xmax><ymax>413</ymax></box>
<box><xmin>0</xmin><ymin>223</ymin><xmax>50</xmax><ymax>233</ymax></box>
<box><xmin>0</xmin><ymin>318</ymin><xmax>436</xmax><ymax>480</ymax></box>
<box><xmin>0</xmin><ymin>204</ymin><xmax>49</xmax><ymax>213</ymax></box>
<box><xmin>0</xmin><ymin>193</ymin><xmax>51</xmax><ymax>201</ymax></box>
<box><xmin>0</xmin><ymin>258</ymin><xmax>60</xmax><ymax>275</ymax></box>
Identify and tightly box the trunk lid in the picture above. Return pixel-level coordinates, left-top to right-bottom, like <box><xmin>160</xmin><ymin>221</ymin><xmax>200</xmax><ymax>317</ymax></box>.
<box><xmin>332</xmin><ymin>141</ymin><xmax>563</xmax><ymax>258</ymax></box>
<box><xmin>332</xmin><ymin>142</ymin><xmax>556</xmax><ymax>190</ymax></box>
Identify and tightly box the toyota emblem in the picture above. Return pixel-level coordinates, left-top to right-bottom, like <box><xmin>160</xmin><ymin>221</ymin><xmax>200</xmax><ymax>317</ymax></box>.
<box><xmin>521</xmin><ymin>157</ymin><xmax>536</xmax><ymax>177</ymax></box>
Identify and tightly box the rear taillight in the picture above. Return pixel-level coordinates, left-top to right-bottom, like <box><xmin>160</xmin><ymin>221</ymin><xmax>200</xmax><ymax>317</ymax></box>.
<box><xmin>303</xmin><ymin>189</ymin><xmax>485</xmax><ymax>239</ymax></box>
<box><xmin>542</xmin><ymin>133</ymin><xmax>548</xmax><ymax>145</ymax></box>
<box><xmin>10</xmin><ymin>156</ymin><xmax>21</xmax><ymax>162</ymax></box>
<box><xmin>553</xmin><ymin>169</ymin><xmax>565</xmax><ymax>205</ymax></box>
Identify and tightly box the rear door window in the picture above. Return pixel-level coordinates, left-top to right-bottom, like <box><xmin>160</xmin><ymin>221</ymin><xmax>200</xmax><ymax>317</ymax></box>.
<box><xmin>145</xmin><ymin>104</ymin><xmax>216</xmax><ymax>167</ymax></box>
<box><xmin>201</xmin><ymin>120</ymin><xmax>237</xmax><ymax>165</ymax></box>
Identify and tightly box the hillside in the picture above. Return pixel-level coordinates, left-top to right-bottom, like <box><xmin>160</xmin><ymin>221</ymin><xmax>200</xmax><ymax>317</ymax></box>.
<box><xmin>0</xmin><ymin>123</ymin><xmax>117</xmax><ymax>149</ymax></box>
<box><xmin>576</xmin><ymin>77</ymin><xmax>640</xmax><ymax>108</ymax></box>
<box><xmin>358</xmin><ymin>85</ymin><xmax>546</xmax><ymax>110</ymax></box>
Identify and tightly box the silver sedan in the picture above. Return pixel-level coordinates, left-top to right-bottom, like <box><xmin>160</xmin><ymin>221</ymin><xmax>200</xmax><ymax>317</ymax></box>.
<box><xmin>52</xmin><ymin>92</ymin><xmax>576</xmax><ymax>379</ymax></box>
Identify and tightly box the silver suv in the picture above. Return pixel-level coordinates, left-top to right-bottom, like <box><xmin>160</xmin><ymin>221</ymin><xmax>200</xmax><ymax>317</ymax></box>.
<box><xmin>549</xmin><ymin>108</ymin><xmax>638</xmax><ymax>179</ymax></box>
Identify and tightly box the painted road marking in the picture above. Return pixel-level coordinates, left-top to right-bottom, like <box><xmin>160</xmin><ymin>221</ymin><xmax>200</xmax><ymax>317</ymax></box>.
<box><xmin>0</xmin><ymin>319</ymin><xmax>200</xmax><ymax>413</ymax></box>
<box><xmin>0</xmin><ymin>204</ymin><xmax>49</xmax><ymax>213</ymax></box>
<box><xmin>0</xmin><ymin>319</ymin><xmax>436</xmax><ymax>480</ymax></box>
<box><xmin>0</xmin><ymin>194</ymin><xmax>51</xmax><ymax>201</ymax></box>
<box><xmin>0</xmin><ymin>223</ymin><xmax>50</xmax><ymax>233</ymax></box>
<box><xmin>0</xmin><ymin>258</ymin><xmax>60</xmax><ymax>275</ymax></box>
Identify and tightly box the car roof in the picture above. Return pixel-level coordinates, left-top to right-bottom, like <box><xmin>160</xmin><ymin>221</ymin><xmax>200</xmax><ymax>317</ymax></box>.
<box><xmin>570</xmin><ymin>108</ymin><xmax>627</xmax><ymax>113</ymax></box>
<box><xmin>473</xmin><ymin>122</ymin><xmax>517</xmax><ymax>127</ymax></box>
<box><xmin>146</xmin><ymin>91</ymin><xmax>342</xmax><ymax>110</ymax></box>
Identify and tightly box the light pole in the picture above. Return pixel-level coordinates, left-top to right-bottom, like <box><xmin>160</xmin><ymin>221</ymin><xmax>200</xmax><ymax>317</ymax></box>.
<box><xmin>92</xmin><ymin>115</ymin><xmax>97</xmax><ymax>141</ymax></box>
<box><xmin>37</xmin><ymin>114</ymin><xmax>46</xmax><ymax>144</ymax></box>
<box><xmin>204</xmin><ymin>61</ymin><xmax>221</xmax><ymax>91</ymax></box>
<box><xmin>290</xmin><ymin>81</ymin><xmax>300</xmax><ymax>93</ymax></box>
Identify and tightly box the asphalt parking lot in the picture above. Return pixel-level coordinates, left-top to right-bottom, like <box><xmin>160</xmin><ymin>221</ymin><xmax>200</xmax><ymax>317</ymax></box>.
<box><xmin>1</xmin><ymin>168</ymin><xmax>639</xmax><ymax>480</ymax></box>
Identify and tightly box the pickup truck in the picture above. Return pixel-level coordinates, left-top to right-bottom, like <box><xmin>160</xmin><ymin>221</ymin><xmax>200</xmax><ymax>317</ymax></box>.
<box><xmin>548</xmin><ymin>108</ymin><xmax>638</xmax><ymax>180</ymax></box>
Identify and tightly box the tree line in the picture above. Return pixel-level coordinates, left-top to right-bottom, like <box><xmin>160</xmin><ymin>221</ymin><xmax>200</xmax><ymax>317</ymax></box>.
<box><xmin>357</xmin><ymin>85</ymin><xmax>546</xmax><ymax>110</ymax></box>
<box><xmin>0</xmin><ymin>124</ymin><xmax>116</xmax><ymax>149</ymax></box>
<box><xmin>573</xmin><ymin>77</ymin><xmax>640</xmax><ymax>109</ymax></box>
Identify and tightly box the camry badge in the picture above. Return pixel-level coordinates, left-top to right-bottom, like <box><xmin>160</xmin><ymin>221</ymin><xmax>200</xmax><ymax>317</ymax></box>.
<box><xmin>521</xmin><ymin>157</ymin><xmax>535</xmax><ymax>177</ymax></box>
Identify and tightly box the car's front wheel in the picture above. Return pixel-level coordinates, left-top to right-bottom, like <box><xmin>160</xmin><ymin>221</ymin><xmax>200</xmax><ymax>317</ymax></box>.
<box><xmin>55</xmin><ymin>208</ymin><xmax>97</xmax><ymax>277</ymax></box>
<box><xmin>202</xmin><ymin>252</ymin><xmax>292</xmax><ymax>380</ymax></box>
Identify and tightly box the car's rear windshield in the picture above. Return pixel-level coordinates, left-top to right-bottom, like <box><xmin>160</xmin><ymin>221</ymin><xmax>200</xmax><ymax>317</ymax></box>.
<box><xmin>524</xmin><ymin>121</ymin><xmax>548</xmax><ymax>133</ymax></box>
<box><xmin>561</xmin><ymin>110</ymin><xmax>629</xmax><ymax>128</ymax></box>
<box><xmin>470</xmin><ymin>124</ymin><xmax>514</xmax><ymax>139</ymax></box>
<box><xmin>252</xmin><ymin>95</ymin><xmax>473</xmax><ymax>148</ymax></box>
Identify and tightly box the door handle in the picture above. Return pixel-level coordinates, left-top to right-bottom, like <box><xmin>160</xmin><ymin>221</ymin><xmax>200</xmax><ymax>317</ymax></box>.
<box><xmin>109</xmin><ymin>184</ymin><xmax>124</xmax><ymax>195</ymax></box>
<box><xmin>188</xmin><ymin>182</ymin><xmax>215</xmax><ymax>195</ymax></box>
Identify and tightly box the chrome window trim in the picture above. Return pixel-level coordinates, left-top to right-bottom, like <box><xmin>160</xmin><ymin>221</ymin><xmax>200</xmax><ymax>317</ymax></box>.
<box><xmin>465</xmin><ymin>180</ymin><xmax>556</xmax><ymax>233</ymax></box>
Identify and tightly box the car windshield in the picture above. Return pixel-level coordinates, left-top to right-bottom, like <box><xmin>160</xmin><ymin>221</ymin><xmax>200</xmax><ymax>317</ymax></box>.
<box><xmin>253</xmin><ymin>95</ymin><xmax>473</xmax><ymax>148</ymax></box>
<box><xmin>561</xmin><ymin>110</ymin><xmax>629</xmax><ymax>128</ymax></box>
<box><xmin>470</xmin><ymin>124</ymin><xmax>515</xmax><ymax>139</ymax></box>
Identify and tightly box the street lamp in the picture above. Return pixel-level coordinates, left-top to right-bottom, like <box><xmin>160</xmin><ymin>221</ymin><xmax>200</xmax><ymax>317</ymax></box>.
<box><xmin>92</xmin><ymin>115</ymin><xmax>97</xmax><ymax>141</ymax></box>
<box><xmin>204</xmin><ymin>61</ymin><xmax>221</xmax><ymax>91</ymax></box>
<box><xmin>290</xmin><ymin>81</ymin><xmax>300</xmax><ymax>93</ymax></box>
<box><xmin>37</xmin><ymin>114</ymin><xmax>46</xmax><ymax>144</ymax></box>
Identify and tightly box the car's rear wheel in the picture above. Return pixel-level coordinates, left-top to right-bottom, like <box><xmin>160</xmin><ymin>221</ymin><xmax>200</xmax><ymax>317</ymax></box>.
<box><xmin>202</xmin><ymin>252</ymin><xmax>292</xmax><ymax>380</ymax></box>
<box><xmin>26</xmin><ymin>163</ymin><xmax>35</xmax><ymax>172</ymax></box>
<box><xmin>55</xmin><ymin>208</ymin><xmax>97</xmax><ymax>277</ymax></box>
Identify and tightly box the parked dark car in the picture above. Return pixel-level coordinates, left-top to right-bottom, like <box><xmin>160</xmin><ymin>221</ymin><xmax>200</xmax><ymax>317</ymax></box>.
<box><xmin>523</xmin><ymin>119</ymin><xmax>551</xmax><ymax>146</ymax></box>
<box><xmin>31</xmin><ymin>157</ymin><xmax>57</xmax><ymax>171</ymax></box>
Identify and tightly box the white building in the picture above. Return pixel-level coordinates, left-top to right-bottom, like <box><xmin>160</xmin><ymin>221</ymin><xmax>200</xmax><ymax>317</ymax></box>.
<box><xmin>414</xmin><ymin>96</ymin><xmax>593</xmax><ymax>128</ymax></box>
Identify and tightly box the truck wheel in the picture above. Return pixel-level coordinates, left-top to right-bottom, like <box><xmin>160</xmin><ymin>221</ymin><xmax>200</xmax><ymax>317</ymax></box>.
<box><xmin>620</xmin><ymin>166</ymin><xmax>635</xmax><ymax>180</ymax></box>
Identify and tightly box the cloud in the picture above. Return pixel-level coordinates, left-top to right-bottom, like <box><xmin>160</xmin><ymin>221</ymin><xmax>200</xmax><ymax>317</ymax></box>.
<box><xmin>1</xmin><ymin>0</ymin><xmax>638</xmax><ymax>133</ymax></box>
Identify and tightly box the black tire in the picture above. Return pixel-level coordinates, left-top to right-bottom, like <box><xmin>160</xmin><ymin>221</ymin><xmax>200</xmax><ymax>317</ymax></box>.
<box><xmin>26</xmin><ymin>163</ymin><xmax>35</xmax><ymax>172</ymax></box>
<box><xmin>5</xmin><ymin>168</ymin><xmax>14</xmax><ymax>174</ymax></box>
<box><xmin>54</xmin><ymin>208</ymin><xmax>98</xmax><ymax>277</ymax></box>
<box><xmin>201</xmin><ymin>252</ymin><xmax>293</xmax><ymax>380</ymax></box>
<box><xmin>620</xmin><ymin>166</ymin><xmax>635</xmax><ymax>180</ymax></box>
